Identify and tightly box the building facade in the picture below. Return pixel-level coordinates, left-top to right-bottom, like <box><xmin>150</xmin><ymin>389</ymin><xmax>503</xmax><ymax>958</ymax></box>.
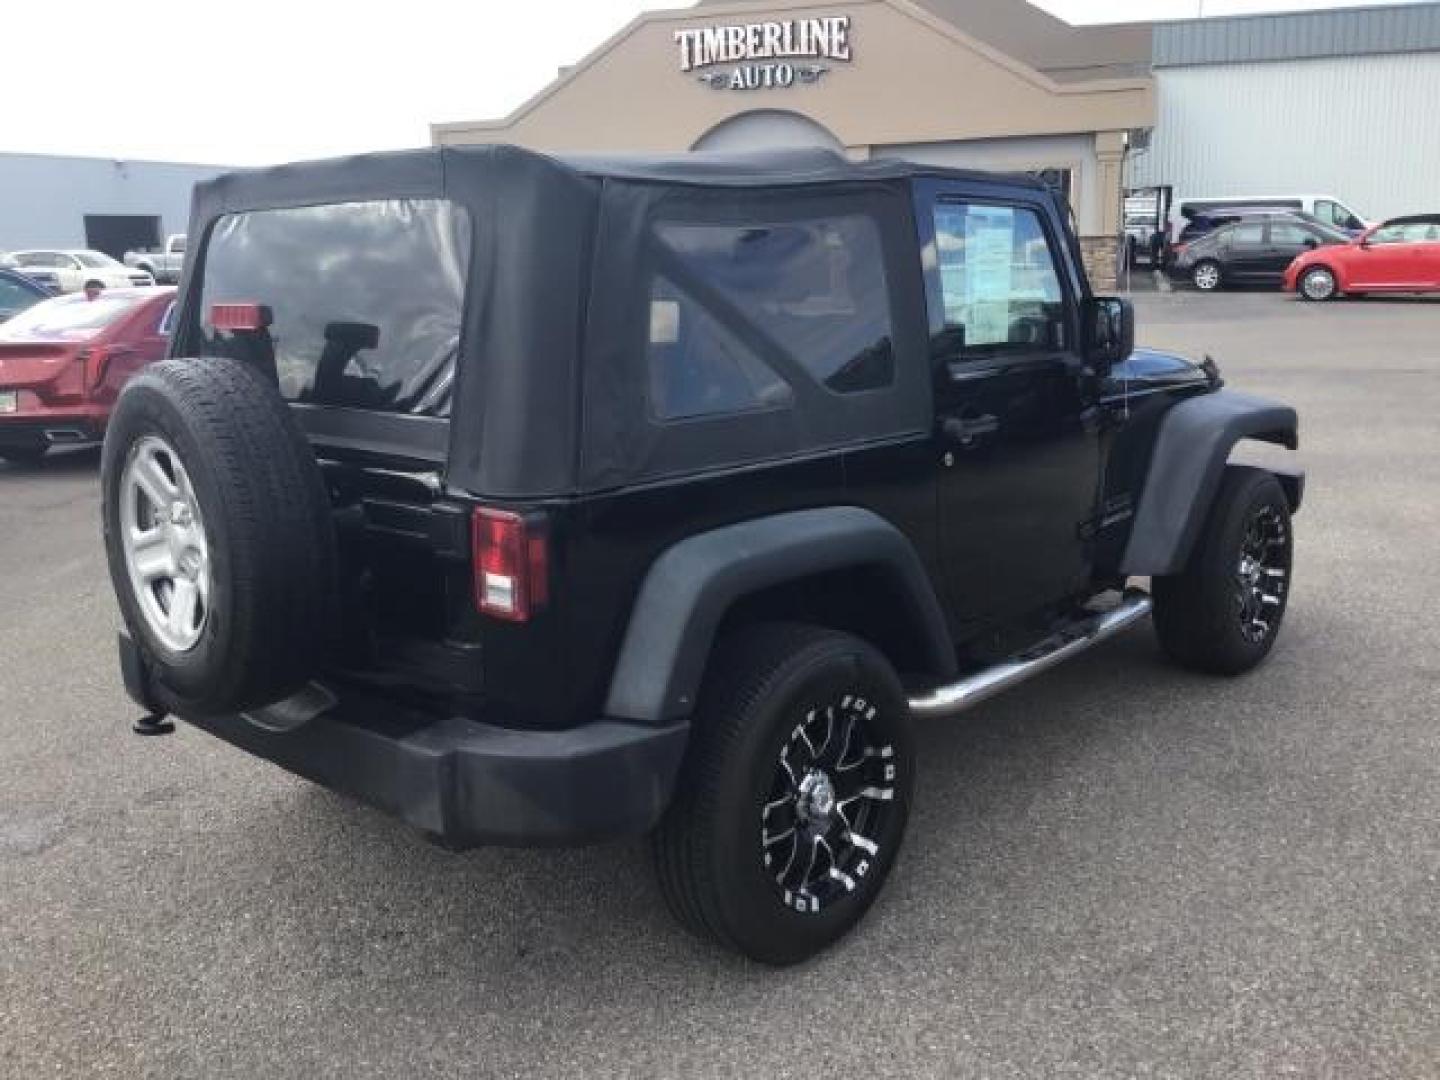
<box><xmin>433</xmin><ymin>0</ymin><xmax>1156</xmax><ymax>289</ymax></box>
<box><xmin>0</xmin><ymin>153</ymin><xmax>231</xmax><ymax>259</ymax></box>
<box><xmin>1132</xmin><ymin>3</ymin><xmax>1440</xmax><ymax>222</ymax></box>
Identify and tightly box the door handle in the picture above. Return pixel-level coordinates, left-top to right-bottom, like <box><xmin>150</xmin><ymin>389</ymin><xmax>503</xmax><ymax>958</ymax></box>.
<box><xmin>942</xmin><ymin>413</ymin><xmax>998</xmax><ymax>447</ymax></box>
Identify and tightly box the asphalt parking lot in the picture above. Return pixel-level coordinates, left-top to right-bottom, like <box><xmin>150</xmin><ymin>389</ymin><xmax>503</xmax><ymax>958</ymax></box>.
<box><xmin>2</xmin><ymin>290</ymin><xmax>1437</xmax><ymax>1078</ymax></box>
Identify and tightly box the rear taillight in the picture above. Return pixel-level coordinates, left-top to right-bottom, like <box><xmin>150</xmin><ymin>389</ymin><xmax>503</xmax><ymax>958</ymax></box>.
<box><xmin>77</xmin><ymin>346</ymin><xmax>109</xmax><ymax>392</ymax></box>
<box><xmin>472</xmin><ymin>508</ymin><xmax>549</xmax><ymax>622</ymax></box>
<box><xmin>210</xmin><ymin>302</ymin><xmax>272</xmax><ymax>332</ymax></box>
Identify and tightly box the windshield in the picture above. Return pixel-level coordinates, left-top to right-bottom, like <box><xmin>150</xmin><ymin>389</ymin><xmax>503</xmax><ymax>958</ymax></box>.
<box><xmin>75</xmin><ymin>251</ymin><xmax>121</xmax><ymax>269</ymax></box>
<box><xmin>0</xmin><ymin>293</ymin><xmax>142</xmax><ymax>341</ymax></box>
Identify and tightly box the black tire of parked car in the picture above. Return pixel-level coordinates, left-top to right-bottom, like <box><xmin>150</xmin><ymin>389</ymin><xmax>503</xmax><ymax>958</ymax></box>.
<box><xmin>0</xmin><ymin>445</ymin><xmax>48</xmax><ymax>465</ymax></box>
<box><xmin>1152</xmin><ymin>466</ymin><xmax>1293</xmax><ymax>676</ymax></box>
<box><xmin>653</xmin><ymin>623</ymin><xmax>915</xmax><ymax>966</ymax></box>
<box><xmin>1298</xmin><ymin>266</ymin><xmax>1339</xmax><ymax>301</ymax></box>
<box><xmin>1191</xmin><ymin>260</ymin><xmax>1223</xmax><ymax>291</ymax></box>
<box><xmin>101</xmin><ymin>356</ymin><xmax>338</xmax><ymax>717</ymax></box>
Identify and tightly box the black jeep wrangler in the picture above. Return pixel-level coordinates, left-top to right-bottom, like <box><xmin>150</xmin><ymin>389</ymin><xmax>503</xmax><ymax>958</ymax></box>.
<box><xmin>103</xmin><ymin>146</ymin><xmax>1301</xmax><ymax>965</ymax></box>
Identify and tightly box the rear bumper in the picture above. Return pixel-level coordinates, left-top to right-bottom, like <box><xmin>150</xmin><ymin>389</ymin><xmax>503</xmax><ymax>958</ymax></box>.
<box><xmin>118</xmin><ymin>634</ymin><xmax>689</xmax><ymax>848</ymax></box>
<box><xmin>0</xmin><ymin>413</ymin><xmax>104</xmax><ymax>449</ymax></box>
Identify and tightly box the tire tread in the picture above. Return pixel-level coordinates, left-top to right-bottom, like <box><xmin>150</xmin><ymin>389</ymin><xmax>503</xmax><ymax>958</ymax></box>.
<box><xmin>101</xmin><ymin>356</ymin><xmax>337</xmax><ymax>715</ymax></box>
<box><xmin>1153</xmin><ymin>466</ymin><xmax>1290</xmax><ymax>676</ymax></box>
<box><xmin>654</xmin><ymin>623</ymin><xmax>909</xmax><ymax>963</ymax></box>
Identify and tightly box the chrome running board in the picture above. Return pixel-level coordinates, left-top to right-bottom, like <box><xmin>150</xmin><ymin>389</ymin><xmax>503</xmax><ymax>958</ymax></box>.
<box><xmin>907</xmin><ymin>591</ymin><xmax>1153</xmax><ymax>719</ymax></box>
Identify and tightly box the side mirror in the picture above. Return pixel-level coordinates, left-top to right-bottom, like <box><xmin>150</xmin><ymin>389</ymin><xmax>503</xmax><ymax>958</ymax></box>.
<box><xmin>1085</xmin><ymin>296</ymin><xmax>1133</xmax><ymax>373</ymax></box>
<box><xmin>1303</xmin><ymin>238</ymin><xmax>1319</xmax><ymax>250</ymax></box>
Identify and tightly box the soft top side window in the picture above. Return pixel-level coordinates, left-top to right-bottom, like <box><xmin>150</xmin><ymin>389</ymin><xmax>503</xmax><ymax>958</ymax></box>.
<box><xmin>645</xmin><ymin>214</ymin><xmax>896</xmax><ymax>422</ymax></box>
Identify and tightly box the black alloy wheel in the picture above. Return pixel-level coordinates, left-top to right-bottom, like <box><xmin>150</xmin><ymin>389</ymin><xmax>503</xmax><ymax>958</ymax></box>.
<box><xmin>1235</xmin><ymin>504</ymin><xmax>1290</xmax><ymax>645</ymax></box>
<box><xmin>763</xmin><ymin>692</ymin><xmax>898</xmax><ymax>915</ymax></box>
<box><xmin>653</xmin><ymin>623</ymin><xmax>914</xmax><ymax>965</ymax></box>
<box><xmin>1153</xmin><ymin>466</ymin><xmax>1294</xmax><ymax>675</ymax></box>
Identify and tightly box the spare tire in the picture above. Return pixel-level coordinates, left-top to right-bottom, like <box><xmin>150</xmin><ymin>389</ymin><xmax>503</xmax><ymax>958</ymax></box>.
<box><xmin>101</xmin><ymin>356</ymin><xmax>338</xmax><ymax>717</ymax></box>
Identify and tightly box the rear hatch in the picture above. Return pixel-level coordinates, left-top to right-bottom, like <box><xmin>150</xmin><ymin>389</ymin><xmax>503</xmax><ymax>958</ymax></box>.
<box><xmin>189</xmin><ymin>198</ymin><xmax>482</xmax><ymax>708</ymax></box>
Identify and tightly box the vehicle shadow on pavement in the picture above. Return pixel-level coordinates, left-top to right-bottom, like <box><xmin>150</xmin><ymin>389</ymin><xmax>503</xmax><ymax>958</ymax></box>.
<box><xmin>0</xmin><ymin>446</ymin><xmax>100</xmax><ymax>476</ymax></box>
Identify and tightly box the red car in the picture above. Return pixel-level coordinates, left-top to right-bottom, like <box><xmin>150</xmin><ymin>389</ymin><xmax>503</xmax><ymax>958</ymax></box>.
<box><xmin>0</xmin><ymin>287</ymin><xmax>176</xmax><ymax>463</ymax></box>
<box><xmin>1285</xmin><ymin>214</ymin><xmax>1440</xmax><ymax>301</ymax></box>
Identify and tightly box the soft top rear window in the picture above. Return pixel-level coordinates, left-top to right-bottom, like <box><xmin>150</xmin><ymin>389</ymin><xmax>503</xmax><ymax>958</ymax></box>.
<box><xmin>198</xmin><ymin>199</ymin><xmax>470</xmax><ymax>417</ymax></box>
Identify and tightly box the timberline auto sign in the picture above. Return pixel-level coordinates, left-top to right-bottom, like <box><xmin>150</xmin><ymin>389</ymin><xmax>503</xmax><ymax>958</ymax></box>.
<box><xmin>675</xmin><ymin>15</ymin><xmax>852</xmax><ymax>90</ymax></box>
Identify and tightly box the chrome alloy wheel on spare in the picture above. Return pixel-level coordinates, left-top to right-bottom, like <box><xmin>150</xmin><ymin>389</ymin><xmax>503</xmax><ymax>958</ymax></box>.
<box><xmin>762</xmin><ymin>694</ymin><xmax>897</xmax><ymax>915</ymax></box>
<box><xmin>1235</xmin><ymin>504</ymin><xmax>1289</xmax><ymax>644</ymax></box>
<box><xmin>119</xmin><ymin>435</ymin><xmax>211</xmax><ymax>653</ymax></box>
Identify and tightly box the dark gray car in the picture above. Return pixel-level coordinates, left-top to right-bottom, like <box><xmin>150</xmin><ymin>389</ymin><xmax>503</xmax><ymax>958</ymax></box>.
<box><xmin>1170</xmin><ymin>213</ymin><xmax>1349</xmax><ymax>291</ymax></box>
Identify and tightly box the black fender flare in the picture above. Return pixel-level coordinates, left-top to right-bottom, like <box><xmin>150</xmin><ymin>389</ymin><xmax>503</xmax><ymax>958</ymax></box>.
<box><xmin>1121</xmin><ymin>389</ymin><xmax>1301</xmax><ymax>577</ymax></box>
<box><xmin>604</xmin><ymin>506</ymin><xmax>956</xmax><ymax>725</ymax></box>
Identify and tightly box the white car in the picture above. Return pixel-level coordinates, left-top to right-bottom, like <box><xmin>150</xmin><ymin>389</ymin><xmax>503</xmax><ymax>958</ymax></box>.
<box><xmin>1171</xmin><ymin>194</ymin><xmax>1371</xmax><ymax>238</ymax></box>
<box><xmin>7</xmin><ymin>249</ymin><xmax>153</xmax><ymax>294</ymax></box>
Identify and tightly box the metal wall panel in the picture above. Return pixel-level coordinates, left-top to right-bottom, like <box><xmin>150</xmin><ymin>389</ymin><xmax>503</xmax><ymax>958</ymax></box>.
<box><xmin>0</xmin><ymin>154</ymin><xmax>228</xmax><ymax>252</ymax></box>
<box><xmin>1129</xmin><ymin>52</ymin><xmax>1440</xmax><ymax>221</ymax></box>
<box><xmin>1155</xmin><ymin>4</ymin><xmax>1440</xmax><ymax>67</ymax></box>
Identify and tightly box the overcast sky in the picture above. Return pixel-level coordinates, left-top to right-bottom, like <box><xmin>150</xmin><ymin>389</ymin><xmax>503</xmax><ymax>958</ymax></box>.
<box><xmin>3</xmin><ymin>0</ymin><xmax>1425</xmax><ymax>166</ymax></box>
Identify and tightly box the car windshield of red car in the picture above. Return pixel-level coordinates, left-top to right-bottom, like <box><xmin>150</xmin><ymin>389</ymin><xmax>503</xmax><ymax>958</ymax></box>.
<box><xmin>0</xmin><ymin>294</ymin><xmax>141</xmax><ymax>342</ymax></box>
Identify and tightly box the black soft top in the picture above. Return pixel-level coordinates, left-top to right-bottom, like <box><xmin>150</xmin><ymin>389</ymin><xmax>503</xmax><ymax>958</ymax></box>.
<box><xmin>178</xmin><ymin>146</ymin><xmax>1047</xmax><ymax>497</ymax></box>
<box><xmin>191</xmin><ymin>144</ymin><xmax>1048</xmax><ymax>209</ymax></box>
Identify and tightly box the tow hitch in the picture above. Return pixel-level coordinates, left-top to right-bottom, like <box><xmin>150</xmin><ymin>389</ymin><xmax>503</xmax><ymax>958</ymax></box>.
<box><xmin>132</xmin><ymin>713</ymin><xmax>175</xmax><ymax>736</ymax></box>
<box><xmin>118</xmin><ymin>633</ymin><xmax>175</xmax><ymax>735</ymax></box>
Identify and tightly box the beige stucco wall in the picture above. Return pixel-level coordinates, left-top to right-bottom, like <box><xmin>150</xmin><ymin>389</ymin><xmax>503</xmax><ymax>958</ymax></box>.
<box><xmin>433</xmin><ymin>0</ymin><xmax>1152</xmax><ymax>156</ymax></box>
<box><xmin>879</xmin><ymin>133</ymin><xmax>1100</xmax><ymax>233</ymax></box>
<box><xmin>434</xmin><ymin>0</ymin><xmax>1148</xmax><ymax>287</ymax></box>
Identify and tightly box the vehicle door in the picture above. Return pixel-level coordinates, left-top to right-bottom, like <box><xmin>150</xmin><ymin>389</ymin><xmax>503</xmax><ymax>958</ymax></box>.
<box><xmin>1417</xmin><ymin>222</ymin><xmax>1440</xmax><ymax>288</ymax></box>
<box><xmin>1224</xmin><ymin>221</ymin><xmax>1269</xmax><ymax>281</ymax></box>
<box><xmin>1353</xmin><ymin>222</ymin><xmax>1426</xmax><ymax>288</ymax></box>
<box><xmin>1264</xmin><ymin>220</ymin><xmax>1323</xmax><ymax>279</ymax></box>
<box><xmin>916</xmin><ymin>184</ymin><xmax>1102</xmax><ymax>634</ymax></box>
